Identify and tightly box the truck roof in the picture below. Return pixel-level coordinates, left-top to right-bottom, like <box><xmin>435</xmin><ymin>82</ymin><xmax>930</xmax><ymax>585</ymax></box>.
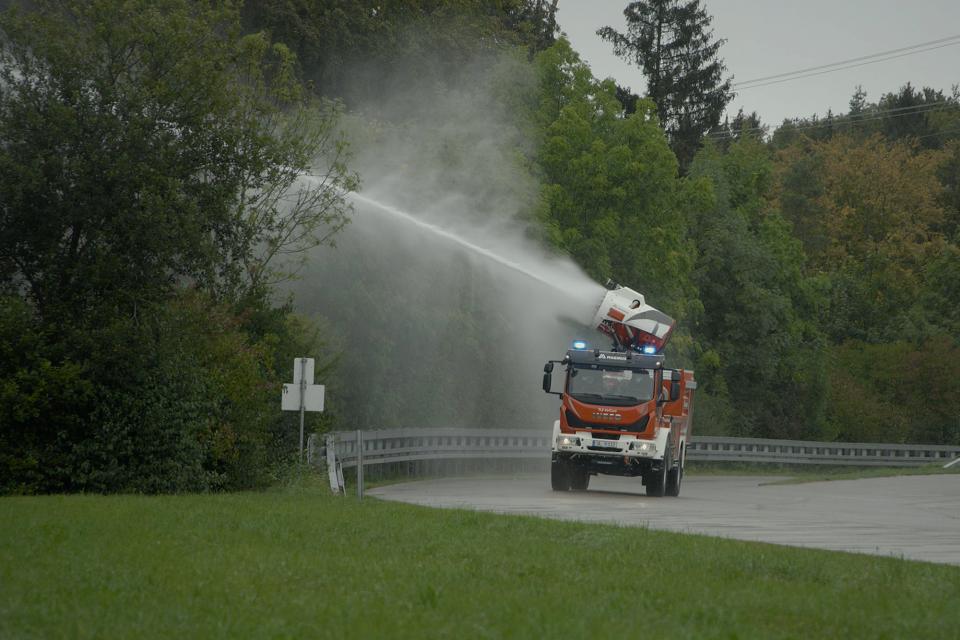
<box><xmin>565</xmin><ymin>348</ymin><xmax>665</xmax><ymax>370</ymax></box>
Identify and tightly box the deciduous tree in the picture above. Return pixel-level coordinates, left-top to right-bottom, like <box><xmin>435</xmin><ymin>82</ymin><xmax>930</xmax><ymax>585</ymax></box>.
<box><xmin>0</xmin><ymin>0</ymin><xmax>357</xmax><ymax>317</ymax></box>
<box><xmin>0</xmin><ymin>0</ymin><xmax>351</xmax><ymax>492</ymax></box>
<box><xmin>533</xmin><ymin>38</ymin><xmax>697</xmax><ymax>318</ymax></box>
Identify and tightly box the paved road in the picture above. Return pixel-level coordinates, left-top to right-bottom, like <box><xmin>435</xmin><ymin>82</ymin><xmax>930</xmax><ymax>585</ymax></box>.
<box><xmin>370</xmin><ymin>474</ymin><xmax>960</xmax><ymax>566</ymax></box>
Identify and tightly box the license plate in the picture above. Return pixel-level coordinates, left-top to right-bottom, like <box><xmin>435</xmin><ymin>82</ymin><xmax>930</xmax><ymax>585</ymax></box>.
<box><xmin>591</xmin><ymin>440</ymin><xmax>621</xmax><ymax>451</ymax></box>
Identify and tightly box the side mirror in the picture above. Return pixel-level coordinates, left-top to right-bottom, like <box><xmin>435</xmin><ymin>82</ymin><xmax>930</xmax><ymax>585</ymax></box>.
<box><xmin>669</xmin><ymin>380</ymin><xmax>681</xmax><ymax>402</ymax></box>
<box><xmin>542</xmin><ymin>361</ymin><xmax>562</xmax><ymax>395</ymax></box>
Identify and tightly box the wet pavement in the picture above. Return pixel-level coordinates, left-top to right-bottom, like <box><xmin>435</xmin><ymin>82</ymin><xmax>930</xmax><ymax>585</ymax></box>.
<box><xmin>370</xmin><ymin>473</ymin><xmax>960</xmax><ymax>565</ymax></box>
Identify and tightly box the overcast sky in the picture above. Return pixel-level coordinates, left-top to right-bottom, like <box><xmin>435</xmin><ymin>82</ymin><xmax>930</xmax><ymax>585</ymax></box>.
<box><xmin>556</xmin><ymin>0</ymin><xmax>960</xmax><ymax>126</ymax></box>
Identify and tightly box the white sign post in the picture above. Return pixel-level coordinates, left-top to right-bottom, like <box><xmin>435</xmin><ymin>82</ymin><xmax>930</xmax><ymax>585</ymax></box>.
<box><xmin>282</xmin><ymin>358</ymin><xmax>325</xmax><ymax>463</ymax></box>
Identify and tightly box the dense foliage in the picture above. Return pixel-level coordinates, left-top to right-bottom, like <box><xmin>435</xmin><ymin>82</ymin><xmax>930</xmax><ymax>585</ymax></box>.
<box><xmin>240</xmin><ymin>0</ymin><xmax>559</xmax><ymax>108</ymax></box>
<box><xmin>529</xmin><ymin>48</ymin><xmax>960</xmax><ymax>444</ymax></box>
<box><xmin>0</xmin><ymin>0</ymin><xmax>347</xmax><ymax>492</ymax></box>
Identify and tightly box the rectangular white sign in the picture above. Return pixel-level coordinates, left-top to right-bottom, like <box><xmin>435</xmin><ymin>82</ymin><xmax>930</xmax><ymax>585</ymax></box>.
<box><xmin>292</xmin><ymin>358</ymin><xmax>315</xmax><ymax>385</ymax></box>
<box><xmin>282</xmin><ymin>383</ymin><xmax>325</xmax><ymax>412</ymax></box>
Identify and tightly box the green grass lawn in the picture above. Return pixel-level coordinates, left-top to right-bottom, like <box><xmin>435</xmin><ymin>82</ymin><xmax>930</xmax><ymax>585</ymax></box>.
<box><xmin>2</xmin><ymin>477</ymin><xmax>958</xmax><ymax>639</ymax></box>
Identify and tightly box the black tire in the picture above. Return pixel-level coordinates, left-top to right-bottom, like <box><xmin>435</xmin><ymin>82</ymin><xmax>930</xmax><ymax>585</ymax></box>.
<box><xmin>645</xmin><ymin>463</ymin><xmax>666</xmax><ymax>497</ymax></box>
<box><xmin>666</xmin><ymin>448</ymin><xmax>683</xmax><ymax>497</ymax></box>
<box><xmin>646</xmin><ymin>445</ymin><xmax>671</xmax><ymax>497</ymax></box>
<box><xmin>570</xmin><ymin>466</ymin><xmax>590</xmax><ymax>491</ymax></box>
<box><xmin>551</xmin><ymin>459</ymin><xmax>571</xmax><ymax>491</ymax></box>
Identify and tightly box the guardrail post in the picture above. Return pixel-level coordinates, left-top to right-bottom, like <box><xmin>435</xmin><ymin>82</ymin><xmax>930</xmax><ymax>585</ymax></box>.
<box><xmin>356</xmin><ymin>429</ymin><xmax>364</xmax><ymax>499</ymax></box>
<box><xmin>326</xmin><ymin>434</ymin><xmax>344</xmax><ymax>494</ymax></box>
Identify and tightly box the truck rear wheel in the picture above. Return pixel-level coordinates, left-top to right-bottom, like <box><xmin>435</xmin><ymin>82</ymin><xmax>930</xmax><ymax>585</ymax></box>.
<box><xmin>570</xmin><ymin>467</ymin><xmax>590</xmax><ymax>491</ymax></box>
<box><xmin>551</xmin><ymin>459</ymin><xmax>571</xmax><ymax>491</ymax></box>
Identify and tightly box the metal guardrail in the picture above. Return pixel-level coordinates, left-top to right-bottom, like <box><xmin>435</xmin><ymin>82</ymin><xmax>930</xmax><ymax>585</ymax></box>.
<box><xmin>319</xmin><ymin>428</ymin><xmax>551</xmax><ymax>470</ymax></box>
<box><xmin>687</xmin><ymin>436</ymin><xmax>960</xmax><ymax>467</ymax></box>
<box><xmin>307</xmin><ymin>429</ymin><xmax>960</xmax><ymax>494</ymax></box>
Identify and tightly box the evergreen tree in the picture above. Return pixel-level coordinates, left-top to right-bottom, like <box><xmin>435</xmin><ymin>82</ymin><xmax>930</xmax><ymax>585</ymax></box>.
<box><xmin>707</xmin><ymin>108</ymin><xmax>764</xmax><ymax>152</ymax></box>
<box><xmin>877</xmin><ymin>83</ymin><xmax>954</xmax><ymax>147</ymax></box>
<box><xmin>598</xmin><ymin>0</ymin><xmax>733</xmax><ymax>170</ymax></box>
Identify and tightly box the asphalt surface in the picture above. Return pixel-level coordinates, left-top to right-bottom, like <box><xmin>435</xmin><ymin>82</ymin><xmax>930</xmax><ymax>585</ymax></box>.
<box><xmin>370</xmin><ymin>473</ymin><xmax>960</xmax><ymax>565</ymax></box>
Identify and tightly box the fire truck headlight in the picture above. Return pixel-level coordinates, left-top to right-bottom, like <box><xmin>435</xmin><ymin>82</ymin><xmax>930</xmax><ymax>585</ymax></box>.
<box><xmin>557</xmin><ymin>435</ymin><xmax>580</xmax><ymax>448</ymax></box>
<box><xmin>630</xmin><ymin>441</ymin><xmax>657</xmax><ymax>456</ymax></box>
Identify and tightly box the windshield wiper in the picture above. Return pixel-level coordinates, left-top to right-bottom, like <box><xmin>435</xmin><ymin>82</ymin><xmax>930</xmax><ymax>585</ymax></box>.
<box><xmin>571</xmin><ymin>393</ymin><xmax>606</xmax><ymax>401</ymax></box>
<box><xmin>571</xmin><ymin>393</ymin><xmax>642</xmax><ymax>405</ymax></box>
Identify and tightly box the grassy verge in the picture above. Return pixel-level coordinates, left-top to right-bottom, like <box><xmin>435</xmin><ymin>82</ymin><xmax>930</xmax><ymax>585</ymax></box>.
<box><xmin>1</xmin><ymin>477</ymin><xmax>958</xmax><ymax>639</ymax></box>
<box><xmin>757</xmin><ymin>463</ymin><xmax>960</xmax><ymax>485</ymax></box>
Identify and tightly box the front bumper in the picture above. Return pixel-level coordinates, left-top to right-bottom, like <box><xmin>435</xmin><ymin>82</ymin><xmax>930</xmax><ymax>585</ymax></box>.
<box><xmin>554</xmin><ymin>433</ymin><xmax>661</xmax><ymax>460</ymax></box>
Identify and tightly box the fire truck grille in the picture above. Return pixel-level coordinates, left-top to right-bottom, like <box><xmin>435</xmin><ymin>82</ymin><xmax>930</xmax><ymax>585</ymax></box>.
<box><xmin>565</xmin><ymin>410</ymin><xmax>649</xmax><ymax>433</ymax></box>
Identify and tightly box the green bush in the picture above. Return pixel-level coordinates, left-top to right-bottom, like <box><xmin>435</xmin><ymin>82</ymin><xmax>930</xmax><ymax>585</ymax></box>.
<box><xmin>0</xmin><ymin>292</ymin><xmax>332</xmax><ymax>494</ymax></box>
<box><xmin>0</xmin><ymin>297</ymin><xmax>95</xmax><ymax>493</ymax></box>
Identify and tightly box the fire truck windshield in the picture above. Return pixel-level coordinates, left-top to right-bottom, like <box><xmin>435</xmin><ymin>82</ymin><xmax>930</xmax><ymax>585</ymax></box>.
<box><xmin>566</xmin><ymin>366</ymin><xmax>655</xmax><ymax>406</ymax></box>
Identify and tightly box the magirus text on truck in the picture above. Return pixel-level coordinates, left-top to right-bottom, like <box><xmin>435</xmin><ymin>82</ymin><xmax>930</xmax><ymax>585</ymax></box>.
<box><xmin>543</xmin><ymin>282</ymin><xmax>696</xmax><ymax>497</ymax></box>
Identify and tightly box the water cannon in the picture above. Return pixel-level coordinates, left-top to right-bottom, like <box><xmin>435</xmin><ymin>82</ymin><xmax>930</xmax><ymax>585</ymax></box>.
<box><xmin>591</xmin><ymin>283</ymin><xmax>675</xmax><ymax>354</ymax></box>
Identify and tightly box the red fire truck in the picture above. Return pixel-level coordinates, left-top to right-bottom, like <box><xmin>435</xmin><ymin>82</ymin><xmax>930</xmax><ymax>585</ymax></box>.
<box><xmin>542</xmin><ymin>283</ymin><xmax>696</xmax><ymax>497</ymax></box>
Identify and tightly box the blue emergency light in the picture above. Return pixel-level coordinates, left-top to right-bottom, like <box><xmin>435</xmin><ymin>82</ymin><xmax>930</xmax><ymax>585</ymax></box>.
<box><xmin>572</xmin><ymin>340</ymin><xmax>588</xmax><ymax>350</ymax></box>
<box><xmin>642</xmin><ymin>345</ymin><xmax>657</xmax><ymax>354</ymax></box>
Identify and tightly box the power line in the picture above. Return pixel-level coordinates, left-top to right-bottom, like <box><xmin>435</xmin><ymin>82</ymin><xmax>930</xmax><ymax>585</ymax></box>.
<box><xmin>733</xmin><ymin>41</ymin><xmax>960</xmax><ymax>91</ymax></box>
<box><xmin>733</xmin><ymin>34</ymin><xmax>960</xmax><ymax>88</ymax></box>
<box><xmin>707</xmin><ymin>100</ymin><xmax>958</xmax><ymax>139</ymax></box>
<box><xmin>708</xmin><ymin>101</ymin><xmax>952</xmax><ymax>138</ymax></box>
<box><xmin>707</xmin><ymin>100</ymin><xmax>955</xmax><ymax>137</ymax></box>
<box><xmin>915</xmin><ymin>126</ymin><xmax>960</xmax><ymax>141</ymax></box>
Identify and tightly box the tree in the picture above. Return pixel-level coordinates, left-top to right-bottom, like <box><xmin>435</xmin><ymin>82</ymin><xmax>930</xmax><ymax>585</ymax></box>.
<box><xmin>240</xmin><ymin>0</ymin><xmax>560</xmax><ymax>105</ymax></box>
<box><xmin>0</xmin><ymin>0</ymin><xmax>352</xmax><ymax>492</ymax></box>
<box><xmin>598</xmin><ymin>0</ymin><xmax>733</xmax><ymax>170</ymax></box>
<box><xmin>0</xmin><ymin>1</ymin><xmax>357</xmax><ymax>315</ymax></box>
<box><xmin>706</xmin><ymin>108</ymin><xmax>765</xmax><ymax>152</ymax></box>
<box><xmin>828</xmin><ymin>338</ymin><xmax>960</xmax><ymax>445</ymax></box>
<box><xmin>505</xmin><ymin>0</ymin><xmax>560</xmax><ymax>55</ymax></box>
<box><xmin>688</xmin><ymin>138</ymin><xmax>827</xmax><ymax>439</ymax></box>
<box><xmin>615</xmin><ymin>84</ymin><xmax>641</xmax><ymax>115</ymax></box>
<box><xmin>877</xmin><ymin>83</ymin><xmax>954</xmax><ymax>147</ymax></box>
<box><xmin>532</xmin><ymin>38</ymin><xmax>697</xmax><ymax>318</ymax></box>
<box><xmin>771</xmin><ymin>84</ymin><xmax>960</xmax><ymax>149</ymax></box>
<box><xmin>774</xmin><ymin>134</ymin><xmax>948</xmax><ymax>343</ymax></box>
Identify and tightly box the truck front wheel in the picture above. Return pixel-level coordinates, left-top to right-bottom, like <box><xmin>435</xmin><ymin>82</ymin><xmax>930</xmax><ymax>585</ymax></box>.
<box><xmin>570</xmin><ymin>466</ymin><xmax>590</xmax><ymax>491</ymax></box>
<box><xmin>551</xmin><ymin>459</ymin><xmax>571</xmax><ymax>491</ymax></box>
<box><xmin>645</xmin><ymin>448</ymin><xmax>671</xmax><ymax>497</ymax></box>
<box><xmin>645</xmin><ymin>464</ymin><xmax>666</xmax><ymax>497</ymax></box>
